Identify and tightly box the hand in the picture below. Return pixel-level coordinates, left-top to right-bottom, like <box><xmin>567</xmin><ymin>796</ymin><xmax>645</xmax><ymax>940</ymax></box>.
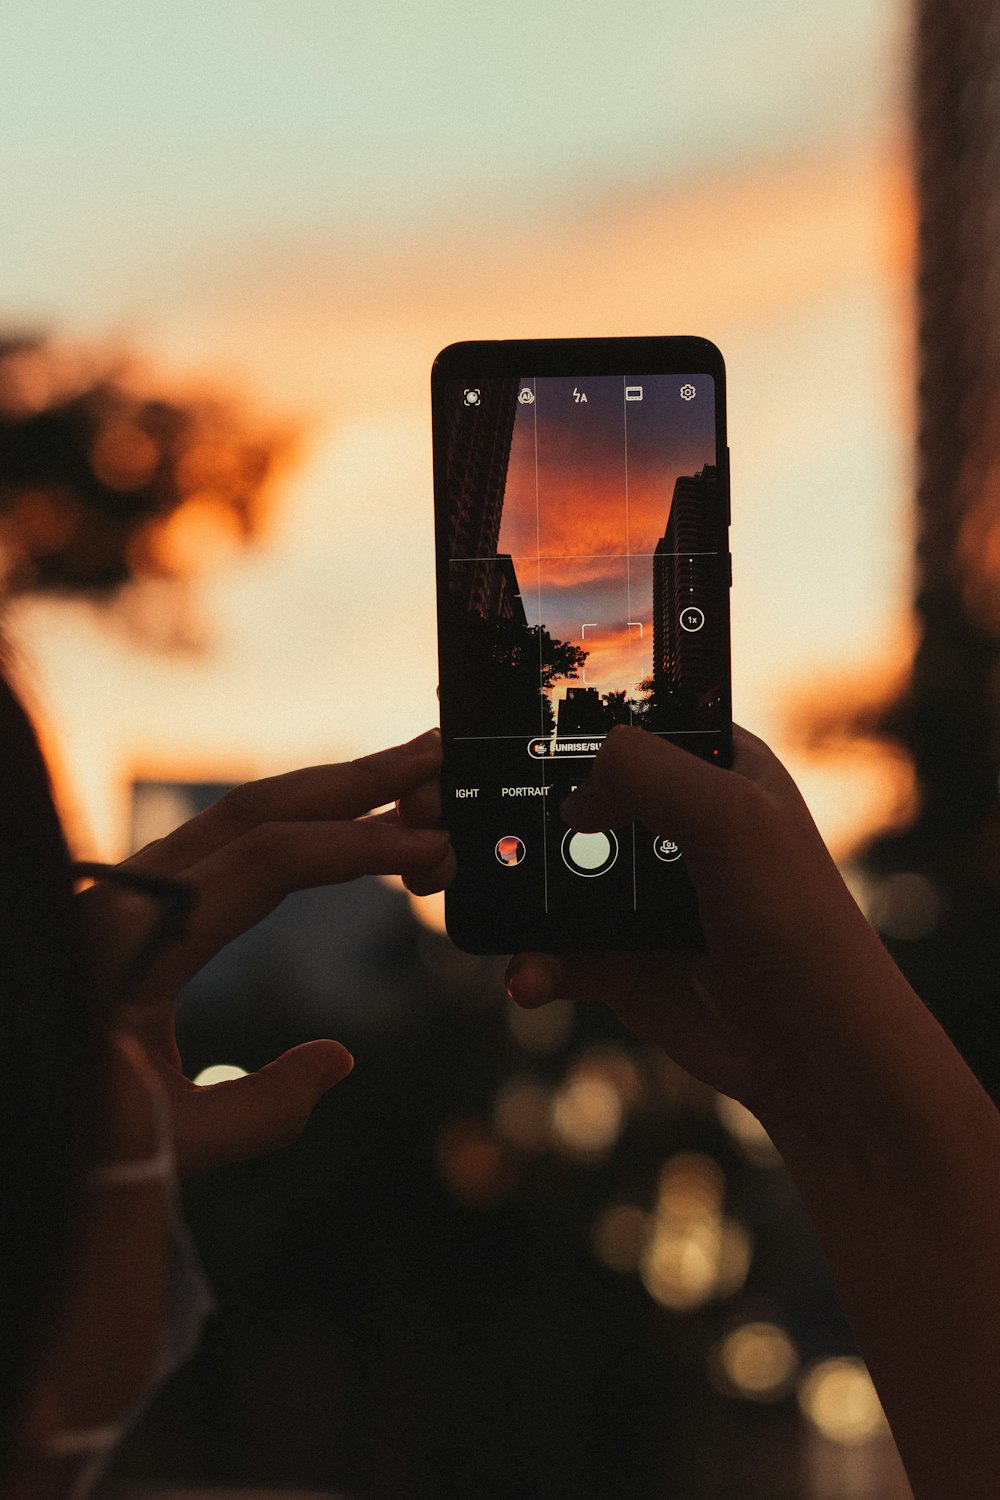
<box><xmin>506</xmin><ymin>724</ymin><xmax>905</xmax><ymax>1120</ymax></box>
<box><xmin>81</xmin><ymin>730</ymin><xmax>454</xmax><ymax>1173</ymax></box>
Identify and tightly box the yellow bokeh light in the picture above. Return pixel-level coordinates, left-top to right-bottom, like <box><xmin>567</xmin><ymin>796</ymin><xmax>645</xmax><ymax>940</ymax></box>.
<box><xmin>797</xmin><ymin>1358</ymin><xmax>889</xmax><ymax>1445</ymax></box>
<box><xmin>656</xmin><ymin>1152</ymin><xmax>725</xmax><ymax>1219</ymax></box>
<box><xmin>550</xmin><ymin>1073</ymin><xmax>624</xmax><ymax>1160</ymax></box>
<box><xmin>193</xmin><ymin>1062</ymin><xmax>249</xmax><ymax>1086</ymax></box>
<box><xmin>574</xmin><ymin>1043</ymin><xmax>646</xmax><ymax>1109</ymax></box>
<box><xmin>636</xmin><ymin>1152</ymin><xmax>753</xmax><ymax>1310</ymax></box>
<box><xmin>145</xmin><ymin>493</ymin><xmax>247</xmax><ymax>577</ymax></box>
<box><xmin>715</xmin><ymin>1094</ymin><xmax>782</xmax><ymax>1166</ymax></box>
<box><xmin>590</xmin><ymin>1203</ymin><xmax>652</xmax><ymax>1275</ymax></box>
<box><xmin>866</xmin><ymin>871</ymin><xmax>942</xmax><ymax>942</ymax></box>
<box><xmin>640</xmin><ymin>1217</ymin><xmax>720</xmax><ymax>1311</ymax></box>
<box><xmin>435</xmin><ymin>1118</ymin><xmax>516</xmax><ymax>1211</ymax></box>
<box><xmin>713</xmin><ymin>1321</ymin><xmax>799</xmax><ymax>1402</ymax></box>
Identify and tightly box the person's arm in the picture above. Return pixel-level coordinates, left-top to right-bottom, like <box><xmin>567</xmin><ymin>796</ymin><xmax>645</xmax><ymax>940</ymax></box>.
<box><xmin>763</xmin><ymin>987</ymin><xmax>1000</xmax><ymax>1500</ymax></box>
<box><xmin>506</xmin><ymin>725</ymin><xmax>1000</xmax><ymax>1500</ymax></box>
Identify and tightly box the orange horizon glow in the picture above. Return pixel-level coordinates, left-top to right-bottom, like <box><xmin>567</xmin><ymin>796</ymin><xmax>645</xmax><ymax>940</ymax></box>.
<box><xmin>8</xmin><ymin>132</ymin><xmax>918</xmax><ymax>863</ymax></box>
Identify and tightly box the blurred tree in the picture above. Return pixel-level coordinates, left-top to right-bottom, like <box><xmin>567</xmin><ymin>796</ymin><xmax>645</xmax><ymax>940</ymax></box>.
<box><xmin>0</xmin><ymin>335</ymin><xmax>292</xmax><ymax>599</ymax></box>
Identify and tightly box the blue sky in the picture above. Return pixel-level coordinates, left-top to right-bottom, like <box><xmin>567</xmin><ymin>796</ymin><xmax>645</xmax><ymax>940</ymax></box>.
<box><xmin>1</xmin><ymin>0</ymin><xmax>901</xmax><ymax>324</ymax></box>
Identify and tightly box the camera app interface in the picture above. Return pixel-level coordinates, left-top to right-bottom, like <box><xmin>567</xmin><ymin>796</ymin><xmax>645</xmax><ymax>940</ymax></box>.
<box><xmin>438</xmin><ymin>372</ymin><xmax>726</xmax><ymax>944</ymax></box>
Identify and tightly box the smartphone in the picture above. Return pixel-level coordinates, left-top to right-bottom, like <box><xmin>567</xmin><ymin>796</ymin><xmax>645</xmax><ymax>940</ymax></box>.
<box><xmin>432</xmin><ymin>336</ymin><xmax>732</xmax><ymax>954</ymax></box>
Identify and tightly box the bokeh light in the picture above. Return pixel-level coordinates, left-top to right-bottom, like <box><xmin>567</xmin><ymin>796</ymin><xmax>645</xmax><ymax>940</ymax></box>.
<box><xmin>90</xmin><ymin>419</ymin><xmax>160</xmax><ymax>491</ymax></box>
<box><xmin>492</xmin><ymin>1077</ymin><xmax>553</xmax><ymax>1154</ymax></box>
<box><xmin>656</xmin><ymin>1152</ymin><xmax>726</xmax><ymax>1219</ymax></box>
<box><xmin>710</xmin><ymin>1321</ymin><xmax>799</xmax><ymax>1402</ymax></box>
<box><xmin>715</xmin><ymin>1094</ymin><xmax>783</xmax><ymax>1166</ymax></box>
<box><xmin>866</xmin><ymin>870</ymin><xmax>943</xmax><ymax>941</ymax></box>
<box><xmin>797</xmin><ymin>1357</ymin><xmax>890</xmax><ymax>1445</ymax></box>
<box><xmin>575</xmin><ymin>1043</ymin><xmax>647</xmax><ymax>1110</ymax></box>
<box><xmin>193</xmin><ymin>1062</ymin><xmax>248</xmax><ymax>1086</ymax></box>
<box><xmin>435</xmin><ymin>1117</ymin><xmax>517</xmax><ymax>1210</ymax></box>
<box><xmin>591</xmin><ymin>1203</ymin><xmax>652</xmax><ymax>1275</ymax></box>
<box><xmin>640</xmin><ymin>1215</ymin><xmax>721</xmax><ymax>1312</ymax></box>
<box><xmin>551</xmin><ymin>1071</ymin><xmax>625</xmax><ymax>1161</ymax></box>
<box><xmin>638</xmin><ymin>1153</ymin><xmax>753</xmax><ymax>1311</ymax></box>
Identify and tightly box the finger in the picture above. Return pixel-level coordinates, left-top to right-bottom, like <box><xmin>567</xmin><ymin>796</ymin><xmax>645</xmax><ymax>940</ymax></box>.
<box><xmin>397</xmin><ymin>773</ymin><xmax>443</xmax><ymax>829</ymax></box>
<box><xmin>562</xmin><ymin>725</ymin><xmax>751</xmax><ymax>864</ymax></box>
<box><xmin>173</xmin><ymin>1040</ymin><xmax>353</xmax><ymax>1174</ymax></box>
<box><xmin>730</xmin><ymin>723</ymin><xmax>817</xmax><ymax>813</ymax></box>
<box><xmin>563</xmin><ymin>725</ymin><xmax>729</xmax><ymax>836</ymax></box>
<box><xmin>137</xmin><ymin>821</ymin><xmax>452</xmax><ymax>997</ymax></box>
<box><xmin>320</xmin><ymin>806</ymin><xmax>456</xmax><ymax>891</ymax></box>
<box><xmin>126</xmin><ymin>729</ymin><xmax>443</xmax><ymax>879</ymax></box>
<box><xmin>505</xmin><ymin>953</ymin><xmax>566</xmax><ymax>1008</ymax></box>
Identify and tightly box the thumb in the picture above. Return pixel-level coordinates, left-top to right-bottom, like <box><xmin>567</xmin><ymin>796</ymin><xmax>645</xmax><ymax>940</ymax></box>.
<box><xmin>563</xmin><ymin>725</ymin><xmax>733</xmax><ymax>851</ymax></box>
<box><xmin>174</xmin><ymin>1039</ymin><xmax>354</xmax><ymax>1174</ymax></box>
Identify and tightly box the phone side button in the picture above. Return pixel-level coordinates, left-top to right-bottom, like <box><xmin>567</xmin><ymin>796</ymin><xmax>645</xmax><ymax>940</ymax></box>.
<box><xmin>726</xmin><ymin>445</ymin><xmax>732</xmax><ymax>526</ymax></box>
<box><xmin>729</xmin><ymin>551</ymin><xmax>733</xmax><ymax>588</ymax></box>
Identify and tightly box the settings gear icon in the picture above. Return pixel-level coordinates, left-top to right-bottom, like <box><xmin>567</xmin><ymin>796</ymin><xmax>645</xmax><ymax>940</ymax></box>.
<box><xmin>680</xmin><ymin>383</ymin><xmax>696</xmax><ymax>401</ymax></box>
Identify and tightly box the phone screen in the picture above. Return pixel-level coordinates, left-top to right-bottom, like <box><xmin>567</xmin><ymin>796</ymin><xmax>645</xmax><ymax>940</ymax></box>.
<box><xmin>433</xmin><ymin>339</ymin><xmax>731</xmax><ymax>953</ymax></box>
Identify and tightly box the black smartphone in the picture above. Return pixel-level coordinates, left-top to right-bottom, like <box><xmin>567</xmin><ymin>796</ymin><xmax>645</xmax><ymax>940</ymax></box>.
<box><xmin>432</xmin><ymin>336</ymin><xmax>732</xmax><ymax>954</ymax></box>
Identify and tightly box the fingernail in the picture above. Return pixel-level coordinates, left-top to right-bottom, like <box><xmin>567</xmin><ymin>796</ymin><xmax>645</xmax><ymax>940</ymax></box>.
<box><xmin>403</xmin><ymin>728</ymin><xmax>441</xmax><ymax>754</ymax></box>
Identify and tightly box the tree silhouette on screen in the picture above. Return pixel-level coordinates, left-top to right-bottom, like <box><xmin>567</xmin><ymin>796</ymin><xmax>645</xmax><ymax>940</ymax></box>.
<box><xmin>441</xmin><ymin>603</ymin><xmax>587</xmax><ymax>737</ymax></box>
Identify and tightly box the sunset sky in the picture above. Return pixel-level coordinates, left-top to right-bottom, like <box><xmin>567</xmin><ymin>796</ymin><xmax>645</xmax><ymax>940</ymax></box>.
<box><xmin>494</xmin><ymin>374</ymin><xmax>718</xmax><ymax>706</ymax></box>
<box><xmin>0</xmin><ymin>0</ymin><xmax>913</xmax><ymax>859</ymax></box>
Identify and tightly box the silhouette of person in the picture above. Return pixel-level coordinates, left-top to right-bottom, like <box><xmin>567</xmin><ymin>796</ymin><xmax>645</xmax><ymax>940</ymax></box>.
<box><xmin>0</xmin><ymin>668</ymin><xmax>453</xmax><ymax>1500</ymax></box>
